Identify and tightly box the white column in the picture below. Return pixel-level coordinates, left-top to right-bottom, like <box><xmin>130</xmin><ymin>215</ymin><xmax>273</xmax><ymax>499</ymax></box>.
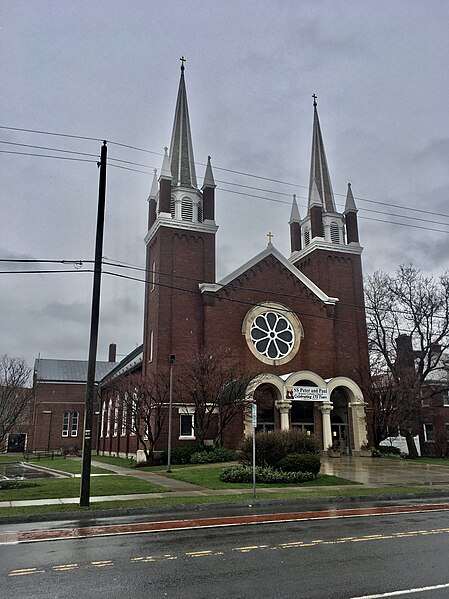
<box><xmin>349</xmin><ymin>401</ymin><xmax>368</xmax><ymax>453</ymax></box>
<box><xmin>320</xmin><ymin>402</ymin><xmax>333</xmax><ymax>450</ymax></box>
<box><xmin>275</xmin><ymin>400</ymin><xmax>292</xmax><ymax>430</ymax></box>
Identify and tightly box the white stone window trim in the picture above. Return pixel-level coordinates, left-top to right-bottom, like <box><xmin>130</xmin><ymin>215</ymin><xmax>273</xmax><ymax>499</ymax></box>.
<box><xmin>178</xmin><ymin>406</ymin><xmax>196</xmax><ymax>440</ymax></box>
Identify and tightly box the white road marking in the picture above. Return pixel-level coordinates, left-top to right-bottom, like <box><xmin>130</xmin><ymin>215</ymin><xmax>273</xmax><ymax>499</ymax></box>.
<box><xmin>350</xmin><ymin>582</ymin><xmax>449</xmax><ymax>598</ymax></box>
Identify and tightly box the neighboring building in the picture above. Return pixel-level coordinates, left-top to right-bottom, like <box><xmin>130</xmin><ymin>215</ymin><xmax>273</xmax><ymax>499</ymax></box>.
<box><xmin>99</xmin><ymin>63</ymin><xmax>371</xmax><ymax>459</ymax></box>
<box><xmin>420</xmin><ymin>346</ymin><xmax>449</xmax><ymax>457</ymax></box>
<box><xmin>30</xmin><ymin>347</ymin><xmax>117</xmax><ymax>454</ymax></box>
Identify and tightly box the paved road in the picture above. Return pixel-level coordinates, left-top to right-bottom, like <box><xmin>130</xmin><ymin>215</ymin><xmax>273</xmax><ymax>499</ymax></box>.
<box><xmin>2</xmin><ymin>507</ymin><xmax>449</xmax><ymax>598</ymax></box>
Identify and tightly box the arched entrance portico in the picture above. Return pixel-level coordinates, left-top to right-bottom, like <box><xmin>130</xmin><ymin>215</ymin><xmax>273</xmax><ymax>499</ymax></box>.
<box><xmin>244</xmin><ymin>372</ymin><xmax>368</xmax><ymax>454</ymax></box>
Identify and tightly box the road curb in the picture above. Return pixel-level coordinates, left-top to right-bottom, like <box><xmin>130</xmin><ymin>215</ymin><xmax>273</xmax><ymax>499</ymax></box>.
<box><xmin>1</xmin><ymin>490</ymin><xmax>447</xmax><ymax>526</ymax></box>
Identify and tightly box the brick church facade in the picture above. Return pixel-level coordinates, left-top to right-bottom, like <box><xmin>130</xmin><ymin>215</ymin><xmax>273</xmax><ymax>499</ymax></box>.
<box><xmin>98</xmin><ymin>63</ymin><xmax>370</xmax><ymax>459</ymax></box>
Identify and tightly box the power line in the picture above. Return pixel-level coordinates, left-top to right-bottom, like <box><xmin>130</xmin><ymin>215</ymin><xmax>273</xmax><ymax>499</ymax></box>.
<box><xmin>2</xmin><ymin>124</ymin><xmax>448</xmax><ymax>220</ymax></box>
<box><xmin>0</xmin><ymin>149</ymin><xmax>97</xmax><ymax>164</ymax></box>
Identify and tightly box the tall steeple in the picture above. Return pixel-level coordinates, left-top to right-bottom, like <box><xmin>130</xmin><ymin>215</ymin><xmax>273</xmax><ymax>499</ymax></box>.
<box><xmin>169</xmin><ymin>57</ymin><xmax>197</xmax><ymax>188</ymax></box>
<box><xmin>308</xmin><ymin>95</ymin><xmax>336</xmax><ymax>213</ymax></box>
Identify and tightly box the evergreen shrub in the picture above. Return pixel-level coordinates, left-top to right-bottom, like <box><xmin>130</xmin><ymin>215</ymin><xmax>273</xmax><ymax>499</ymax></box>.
<box><xmin>219</xmin><ymin>465</ymin><xmax>314</xmax><ymax>484</ymax></box>
<box><xmin>277</xmin><ymin>452</ymin><xmax>321</xmax><ymax>477</ymax></box>
<box><xmin>190</xmin><ymin>447</ymin><xmax>237</xmax><ymax>464</ymax></box>
<box><xmin>240</xmin><ymin>429</ymin><xmax>320</xmax><ymax>468</ymax></box>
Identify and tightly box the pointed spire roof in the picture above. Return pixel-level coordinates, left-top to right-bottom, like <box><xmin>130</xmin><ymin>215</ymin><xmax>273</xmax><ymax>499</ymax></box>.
<box><xmin>149</xmin><ymin>169</ymin><xmax>158</xmax><ymax>199</ymax></box>
<box><xmin>202</xmin><ymin>155</ymin><xmax>216</xmax><ymax>189</ymax></box>
<box><xmin>169</xmin><ymin>60</ymin><xmax>197</xmax><ymax>188</ymax></box>
<box><xmin>160</xmin><ymin>147</ymin><xmax>172</xmax><ymax>180</ymax></box>
<box><xmin>344</xmin><ymin>182</ymin><xmax>357</xmax><ymax>213</ymax></box>
<box><xmin>308</xmin><ymin>96</ymin><xmax>336</xmax><ymax>213</ymax></box>
<box><xmin>289</xmin><ymin>194</ymin><xmax>301</xmax><ymax>223</ymax></box>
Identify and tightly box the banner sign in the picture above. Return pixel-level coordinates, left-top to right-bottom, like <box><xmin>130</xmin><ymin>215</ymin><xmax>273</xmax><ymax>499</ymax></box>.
<box><xmin>251</xmin><ymin>403</ymin><xmax>257</xmax><ymax>428</ymax></box>
<box><xmin>285</xmin><ymin>386</ymin><xmax>328</xmax><ymax>402</ymax></box>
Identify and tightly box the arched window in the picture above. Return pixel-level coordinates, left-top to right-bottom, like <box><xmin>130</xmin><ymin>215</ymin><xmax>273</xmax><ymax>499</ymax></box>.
<box><xmin>62</xmin><ymin>411</ymin><xmax>70</xmax><ymax>437</ymax></box>
<box><xmin>304</xmin><ymin>228</ymin><xmax>310</xmax><ymax>246</ymax></box>
<box><xmin>121</xmin><ymin>401</ymin><xmax>127</xmax><ymax>436</ymax></box>
<box><xmin>100</xmin><ymin>401</ymin><xmax>107</xmax><ymax>438</ymax></box>
<box><xmin>181</xmin><ymin>197</ymin><xmax>193</xmax><ymax>221</ymax></box>
<box><xmin>106</xmin><ymin>399</ymin><xmax>112</xmax><ymax>437</ymax></box>
<box><xmin>330</xmin><ymin>222</ymin><xmax>340</xmax><ymax>244</ymax></box>
<box><xmin>113</xmin><ymin>399</ymin><xmax>119</xmax><ymax>437</ymax></box>
<box><xmin>71</xmin><ymin>411</ymin><xmax>79</xmax><ymax>437</ymax></box>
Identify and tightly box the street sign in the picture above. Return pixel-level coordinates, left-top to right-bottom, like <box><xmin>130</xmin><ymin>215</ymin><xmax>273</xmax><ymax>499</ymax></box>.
<box><xmin>285</xmin><ymin>386</ymin><xmax>328</xmax><ymax>401</ymax></box>
<box><xmin>252</xmin><ymin>403</ymin><xmax>257</xmax><ymax>428</ymax></box>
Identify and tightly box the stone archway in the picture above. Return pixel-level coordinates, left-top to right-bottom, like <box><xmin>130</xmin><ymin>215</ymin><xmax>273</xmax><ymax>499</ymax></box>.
<box><xmin>327</xmin><ymin>377</ymin><xmax>368</xmax><ymax>453</ymax></box>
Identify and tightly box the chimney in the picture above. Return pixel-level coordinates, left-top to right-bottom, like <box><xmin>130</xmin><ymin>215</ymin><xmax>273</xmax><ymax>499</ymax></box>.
<box><xmin>108</xmin><ymin>343</ymin><xmax>117</xmax><ymax>363</ymax></box>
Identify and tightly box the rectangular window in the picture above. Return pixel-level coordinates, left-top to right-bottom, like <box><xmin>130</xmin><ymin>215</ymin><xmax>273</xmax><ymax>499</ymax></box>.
<box><xmin>180</xmin><ymin>414</ymin><xmax>194</xmax><ymax>439</ymax></box>
<box><xmin>151</xmin><ymin>260</ymin><xmax>156</xmax><ymax>291</ymax></box>
<box><xmin>446</xmin><ymin>424</ymin><xmax>449</xmax><ymax>442</ymax></box>
<box><xmin>423</xmin><ymin>423</ymin><xmax>435</xmax><ymax>442</ymax></box>
<box><xmin>71</xmin><ymin>411</ymin><xmax>79</xmax><ymax>437</ymax></box>
<box><xmin>442</xmin><ymin>390</ymin><xmax>449</xmax><ymax>406</ymax></box>
<box><xmin>113</xmin><ymin>402</ymin><xmax>119</xmax><ymax>437</ymax></box>
<box><xmin>62</xmin><ymin>412</ymin><xmax>69</xmax><ymax>437</ymax></box>
<box><xmin>121</xmin><ymin>403</ymin><xmax>127</xmax><ymax>436</ymax></box>
<box><xmin>149</xmin><ymin>330</ymin><xmax>153</xmax><ymax>363</ymax></box>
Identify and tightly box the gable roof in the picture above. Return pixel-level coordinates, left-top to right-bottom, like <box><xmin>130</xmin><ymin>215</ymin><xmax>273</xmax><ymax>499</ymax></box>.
<box><xmin>199</xmin><ymin>244</ymin><xmax>339</xmax><ymax>305</ymax></box>
<box><xmin>35</xmin><ymin>359</ymin><xmax>117</xmax><ymax>383</ymax></box>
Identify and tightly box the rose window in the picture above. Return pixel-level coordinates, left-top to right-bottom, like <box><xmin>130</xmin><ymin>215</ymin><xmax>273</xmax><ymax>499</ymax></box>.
<box><xmin>249</xmin><ymin>311</ymin><xmax>295</xmax><ymax>360</ymax></box>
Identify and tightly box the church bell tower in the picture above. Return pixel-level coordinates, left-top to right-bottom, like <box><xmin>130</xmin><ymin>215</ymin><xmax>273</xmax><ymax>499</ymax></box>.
<box><xmin>142</xmin><ymin>60</ymin><xmax>218</xmax><ymax>375</ymax></box>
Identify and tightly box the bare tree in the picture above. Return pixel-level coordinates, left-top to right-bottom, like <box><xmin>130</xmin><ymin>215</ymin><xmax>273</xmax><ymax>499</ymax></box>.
<box><xmin>365</xmin><ymin>265</ymin><xmax>449</xmax><ymax>454</ymax></box>
<box><xmin>107</xmin><ymin>371</ymin><xmax>169</xmax><ymax>464</ymax></box>
<box><xmin>0</xmin><ymin>355</ymin><xmax>34</xmax><ymax>448</ymax></box>
<box><xmin>176</xmin><ymin>351</ymin><xmax>257</xmax><ymax>448</ymax></box>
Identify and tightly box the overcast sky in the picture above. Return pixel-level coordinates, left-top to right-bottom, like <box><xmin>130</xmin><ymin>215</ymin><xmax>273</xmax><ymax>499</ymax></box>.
<box><xmin>1</xmin><ymin>0</ymin><xmax>448</xmax><ymax>369</ymax></box>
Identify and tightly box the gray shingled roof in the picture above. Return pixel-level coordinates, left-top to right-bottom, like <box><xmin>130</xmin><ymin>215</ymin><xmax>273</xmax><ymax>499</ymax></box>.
<box><xmin>34</xmin><ymin>359</ymin><xmax>117</xmax><ymax>383</ymax></box>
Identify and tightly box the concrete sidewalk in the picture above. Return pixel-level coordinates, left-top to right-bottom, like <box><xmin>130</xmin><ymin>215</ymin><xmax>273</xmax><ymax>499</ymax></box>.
<box><xmin>1</xmin><ymin>456</ymin><xmax>449</xmax><ymax>509</ymax></box>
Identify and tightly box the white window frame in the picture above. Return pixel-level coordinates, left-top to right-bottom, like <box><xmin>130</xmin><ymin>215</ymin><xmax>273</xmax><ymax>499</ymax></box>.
<box><xmin>121</xmin><ymin>401</ymin><xmax>127</xmax><ymax>436</ymax></box>
<box><xmin>62</xmin><ymin>411</ymin><xmax>70</xmax><ymax>437</ymax></box>
<box><xmin>106</xmin><ymin>399</ymin><xmax>112</xmax><ymax>438</ymax></box>
<box><xmin>178</xmin><ymin>407</ymin><xmax>195</xmax><ymax>440</ymax></box>
<box><xmin>423</xmin><ymin>423</ymin><xmax>435</xmax><ymax>442</ymax></box>
<box><xmin>151</xmin><ymin>260</ymin><xmax>156</xmax><ymax>291</ymax></box>
<box><xmin>113</xmin><ymin>399</ymin><xmax>119</xmax><ymax>437</ymax></box>
<box><xmin>100</xmin><ymin>401</ymin><xmax>107</xmax><ymax>438</ymax></box>
<box><xmin>71</xmin><ymin>411</ymin><xmax>79</xmax><ymax>437</ymax></box>
<box><xmin>130</xmin><ymin>393</ymin><xmax>137</xmax><ymax>436</ymax></box>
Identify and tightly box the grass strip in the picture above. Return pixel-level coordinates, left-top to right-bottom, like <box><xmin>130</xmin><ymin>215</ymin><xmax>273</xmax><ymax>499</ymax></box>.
<box><xmin>0</xmin><ymin>487</ymin><xmax>439</xmax><ymax>519</ymax></box>
<box><xmin>157</xmin><ymin>466</ymin><xmax>356</xmax><ymax>489</ymax></box>
<box><xmin>0</xmin><ymin>475</ymin><xmax>167</xmax><ymax>501</ymax></box>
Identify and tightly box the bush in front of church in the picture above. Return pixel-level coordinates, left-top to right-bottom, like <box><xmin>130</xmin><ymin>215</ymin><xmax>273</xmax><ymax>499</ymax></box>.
<box><xmin>240</xmin><ymin>429</ymin><xmax>320</xmax><ymax>468</ymax></box>
<box><xmin>277</xmin><ymin>452</ymin><xmax>321</xmax><ymax>478</ymax></box>
<box><xmin>219</xmin><ymin>465</ymin><xmax>314</xmax><ymax>484</ymax></box>
<box><xmin>190</xmin><ymin>447</ymin><xmax>238</xmax><ymax>464</ymax></box>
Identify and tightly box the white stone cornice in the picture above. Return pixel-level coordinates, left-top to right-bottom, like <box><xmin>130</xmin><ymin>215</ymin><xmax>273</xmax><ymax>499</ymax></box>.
<box><xmin>198</xmin><ymin>244</ymin><xmax>338</xmax><ymax>305</ymax></box>
<box><xmin>145</xmin><ymin>215</ymin><xmax>218</xmax><ymax>245</ymax></box>
<box><xmin>290</xmin><ymin>238</ymin><xmax>363</xmax><ymax>263</ymax></box>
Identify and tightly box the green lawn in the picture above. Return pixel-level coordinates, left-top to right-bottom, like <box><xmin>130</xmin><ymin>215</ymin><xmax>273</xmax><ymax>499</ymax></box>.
<box><xmin>91</xmin><ymin>455</ymin><xmax>136</xmax><ymax>468</ymax></box>
<box><xmin>158</xmin><ymin>465</ymin><xmax>356</xmax><ymax>489</ymax></box>
<box><xmin>0</xmin><ymin>475</ymin><xmax>167</xmax><ymax>501</ymax></box>
<box><xmin>0</xmin><ymin>455</ymin><xmax>110</xmax><ymax>474</ymax></box>
<box><xmin>0</xmin><ymin>486</ymin><xmax>439</xmax><ymax>519</ymax></box>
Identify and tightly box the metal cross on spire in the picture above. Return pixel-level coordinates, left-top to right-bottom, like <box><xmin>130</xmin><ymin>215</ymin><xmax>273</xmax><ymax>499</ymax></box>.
<box><xmin>312</xmin><ymin>93</ymin><xmax>317</xmax><ymax>107</ymax></box>
<box><xmin>180</xmin><ymin>56</ymin><xmax>186</xmax><ymax>71</ymax></box>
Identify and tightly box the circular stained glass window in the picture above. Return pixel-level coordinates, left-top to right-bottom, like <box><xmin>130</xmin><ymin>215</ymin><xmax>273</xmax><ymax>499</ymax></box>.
<box><xmin>249</xmin><ymin>311</ymin><xmax>295</xmax><ymax>360</ymax></box>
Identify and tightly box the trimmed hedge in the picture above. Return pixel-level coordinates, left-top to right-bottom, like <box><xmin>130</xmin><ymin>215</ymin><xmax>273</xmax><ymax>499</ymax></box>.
<box><xmin>219</xmin><ymin>465</ymin><xmax>314</xmax><ymax>484</ymax></box>
<box><xmin>190</xmin><ymin>448</ymin><xmax>237</xmax><ymax>464</ymax></box>
<box><xmin>277</xmin><ymin>452</ymin><xmax>321</xmax><ymax>477</ymax></box>
<box><xmin>240</xmin><ymin>429</ymin><xmax>320</xmax><ymax>468</ymax></box>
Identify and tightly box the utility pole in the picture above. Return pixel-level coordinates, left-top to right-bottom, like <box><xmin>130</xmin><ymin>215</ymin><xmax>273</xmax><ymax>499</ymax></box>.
<box><xmin>166</xmin><ymin>354</ymin><xmax>176</xmax><ymax>473</ymax></box>
<box><xmin>80</xmin><ymin>141</ymin><xmax>107</xmax><ymax>507</ymax></box>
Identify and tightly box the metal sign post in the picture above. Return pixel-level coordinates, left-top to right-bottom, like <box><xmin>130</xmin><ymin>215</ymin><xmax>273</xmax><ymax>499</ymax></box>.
<box><xmin>252</xmin><ymin>403</ymin><xmax>257</xmax><ymax>499</ymax></box>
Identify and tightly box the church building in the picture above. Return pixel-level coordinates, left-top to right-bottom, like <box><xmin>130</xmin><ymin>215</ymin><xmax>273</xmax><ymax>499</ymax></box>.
<box><xmin>99</xmin><ymin>62</ymin><xmax>370</xmax><ymax>457</ymax></box>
